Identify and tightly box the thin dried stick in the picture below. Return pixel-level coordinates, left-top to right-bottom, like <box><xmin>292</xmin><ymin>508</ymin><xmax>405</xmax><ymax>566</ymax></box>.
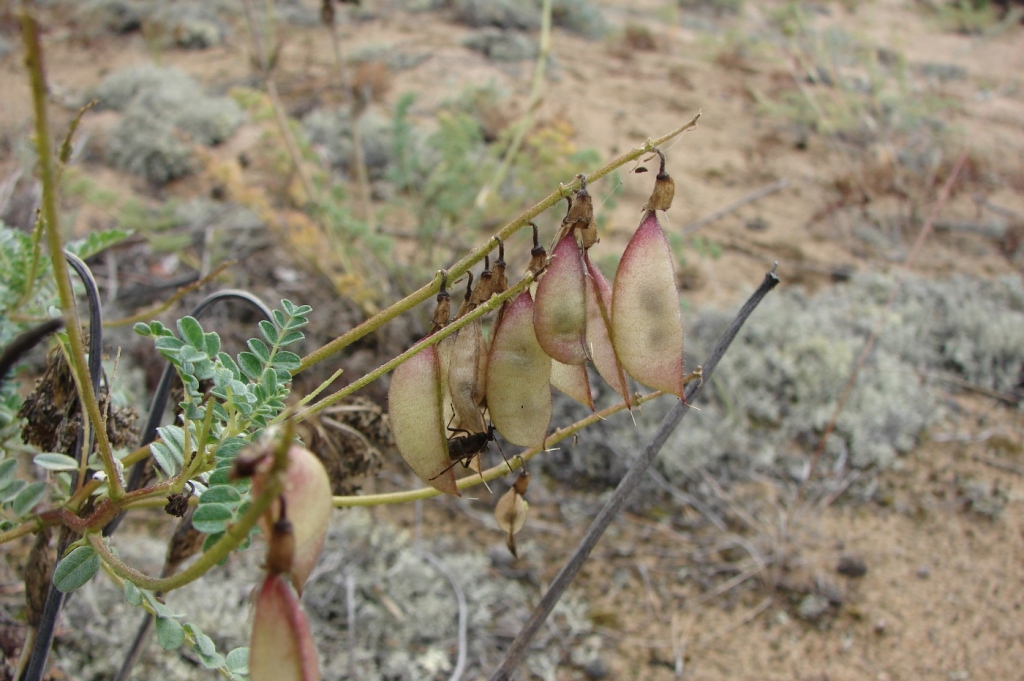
<box><xmin>803</xmin><ymin>147</ymin><xmax>971</xmax><ymax>489</ymax></box>
<box><xmin>681</xmin><ymin>178</ymin><xmax>790</xmax><ymax>236</ymax></box>
<box><xmin>418</xmin><ymin>551</ymin><xmax>468</xmax><ymax>681</ymax></box>
<box><xmin>488</xmin><ymin>267</ymin><xmax>779</xmax><ymax>681</ymax></box>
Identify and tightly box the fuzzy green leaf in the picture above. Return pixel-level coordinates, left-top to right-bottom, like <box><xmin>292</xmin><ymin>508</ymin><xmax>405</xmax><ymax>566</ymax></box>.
<box><xmin>123</xmin><ymin>579</ymin><xmax>143</xmax><ymax>606</ymax></box>
<box><xmin>177</xmin><ymin>317</ymin><xmax>206</xmax><ymax>350</ymax></box>
<box><xmin>199</xmin><ymin>485</ymin><xmax>241</xmax><ymax>505</ymax></box>
<box><xmin>155</xmin><ymin>616</ymin><xmax>185</xmax><ymax>650</ymax></box>
<box><xmin>204</xmin><ymin>332</ymin><xmax>221</xmax><ymax>357</ymax></box>
<box><xmin>0</xmin><ymin>458</ymin><xmax>18</xmax><ymax>490</ymax></box>
<box><xmin>258</xmin><ymin>320</ymin><xmax>278</xmax><ymax>345</ymax></box>
<box><xmin>12</xmin><ymin>481</ymin><xmax>47</xmax><ymax>517</ymax></box>
<box><xmin>0</xmin><ymin>479</ymin><xmax>26</xmax><ymax>503</ymax></box>
<box><xmin>191</xmin><ymin>503</ymin><xmax>233</xmax><ymax>534</ymax></box>
<box><xmin>225</xmin><ymin>647</ymin><xmax>248</xmax><ymax>672</ymax></box>
<box><xmin>271</xmin><ymin>351</ymin><xmax>301</xmax><ymax>371</ymax></box>
<box><xmin>237</xmin><ymin>352</ymin><xmax>262</xmax><ymax>380</ymax></box>
<box><xmin>247</xmin><ymin>338</ymin><xmax>270</xmax><ymax>363</ymax></box>
<box><xmin>33</xmin><ymin>452</ymin><xmax>80</xmax><ymax>472</ymax></box>
<box><xmin>53</xmin><ymin>546</ymin><xmax>100</xmax><ymax>593</ymax></box>
<box><xmin>277</xmin><ymin>329</ymin><xmax>304</xmax><ymax>347</ymax></box>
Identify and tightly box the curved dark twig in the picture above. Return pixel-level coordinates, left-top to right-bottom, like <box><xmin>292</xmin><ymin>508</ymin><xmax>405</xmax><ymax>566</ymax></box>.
<box><xmin>108</xmin><ymin>289</ymin><xmax>271</xmax><ymax>681</ymax></box>
<box><xmin>0</xmin><ymin>319</ymin><xmax>63</xmax><ymax>387</ymax></box>
<box><xmin>488</xmin><ymin>267</ymin><xmax>780</xmax><ymax>681</ymax></box>
<box><xmin>21</xmin><ymin>252</ymin><xmax>105</xmax><ymax>681</ymax></box>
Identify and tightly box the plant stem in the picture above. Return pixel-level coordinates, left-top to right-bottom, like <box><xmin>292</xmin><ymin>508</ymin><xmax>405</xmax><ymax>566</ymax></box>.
<box><xmin>297</xmin><ymin>112</ymin><xmax>701</xmax><ymax>373</ymax></box>
<box><xmin>21</xmin><ymin>9</ymin><xmax>123</xmax><ymax>500</ymax></box>
<box><xmin>87</xmin><ymin>474</ymin><xmax>281</xmax><ymax>592</ymax></box>
<box><xmin>287</xmin><ymin>269</ymin><xmax>537</xmax><ymax>423</ymax></box>
<box><xmin>332</xmin><ymin>389</ymin><xmax>667</xmax><ymax>507</ymax></box>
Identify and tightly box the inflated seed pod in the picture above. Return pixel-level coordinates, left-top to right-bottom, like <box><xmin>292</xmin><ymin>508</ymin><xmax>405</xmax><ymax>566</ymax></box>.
<box><xmin>447</xmin><ymin>318</ymin><xmax>488</xmax><ymax>434</ymax></box>
<box><xmin>251</xmin><ymin>445</ymin><xmax>332</xmax><ymax>594</ymax></box>
<box><xmin>250</xmin><ymin>573</ymin><xmax>320</xmax><ymax>681</ymax></box>
<box><xmin>486</xmin><ymin>291</ymin><xmax>552</xmax><ymax>448</ymax></box>
<box><xmin>612</xmin><ymin>211</ymin><xmax>685</xmax><ymax>399</ymax></box>
<box><xmin>534</xmin><ymin>232</ymin><xmax>588</xmax><ymax>365</ymax></box>
<box><xmin>388</xmin><ymin>346</ymin><xmax>458</xmax><ymax>495</ymax></box>
<box><xmin>583</xmin><ymin>254</ymin><xmax>631</xmax><ymax>407</ymax></box>
<box><xmin>550</xmin><ymin>360</ymin><xmax>593</xmax><ymax>411</ymax></box>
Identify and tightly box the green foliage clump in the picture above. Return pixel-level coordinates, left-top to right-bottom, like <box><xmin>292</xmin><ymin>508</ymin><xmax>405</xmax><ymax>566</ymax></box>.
<box><xmin>453</xmin><ymin>0</ymin><xmax>607</xmax><ymax>37</ymax></box>
<box><xmin>94</xmin><ymin>64</ymin><xmax>243</xmax><ymax>183</ymax></box>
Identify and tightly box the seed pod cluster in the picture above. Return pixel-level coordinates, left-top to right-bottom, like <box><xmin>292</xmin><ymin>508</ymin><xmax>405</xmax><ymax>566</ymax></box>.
<box><xmin>388</xmin><ymin>153</ymin><xmax>687</xmax><ymax>498</ymax></box>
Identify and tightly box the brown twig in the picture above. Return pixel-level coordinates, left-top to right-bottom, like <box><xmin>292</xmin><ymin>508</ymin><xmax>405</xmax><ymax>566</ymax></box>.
<box><xmin>680</xmin><ymin>178</ymin><xmax>790</xmax><ymax>236</ymax></box>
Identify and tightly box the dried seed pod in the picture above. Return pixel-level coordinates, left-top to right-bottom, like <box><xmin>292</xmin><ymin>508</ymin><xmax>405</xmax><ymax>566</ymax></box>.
<box><xmin>447</xmin><ymin>318</ymin><xmax>488</xmax><ymax>434</ymax></box>
<box><xmin>388</xmin><ymin>346</ymin><xmax>459</xmax><ymax>495</ymax></box>
<box><xmin>550</xmin><ymin>360</ymin><xmax>593</xmax><ymax>411</ymax></box>
<box><xmin>252</xmin><ymin>445</ymin><xmax>333</xmax><ymax>593</ymax></box>
<box><xmin>495</xmin><ymin>471</ymin><xmax>530</xmax><ymax>557</ymax></box>
<box><xmin>642</xmin><ymin>149</ymin><xmax>675</xmax><ymax>212</ymax></box>
<box><xmin>534</xmin><ymin>232</ymin><xmax>589</xmax><ymax>365</ymax></box>
<box><xmin>250</xmin><ymin>573</ymin><xmax>321</xmax><ymax>681</ymax></box>
<box><xmin>583</xmin><ymin>254</ymin><xmax>631</xmax><ymax>407</ymax></box>
<box><xmin>612</xmin><ymin>211</ymin><xmax>685</xmax><ymax>398</ymax></box>
<box><xmin>486</xmin><ymin>291</ymin><xmax>552</xmax><ymax>448</ymax></box>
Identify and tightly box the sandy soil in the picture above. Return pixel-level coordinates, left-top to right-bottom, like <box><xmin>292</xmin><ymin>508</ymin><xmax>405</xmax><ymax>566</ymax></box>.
<box><xmin>1</xmin><ymin>0</ymin><xmax>1022</xmax><ymax>679</ymax></box>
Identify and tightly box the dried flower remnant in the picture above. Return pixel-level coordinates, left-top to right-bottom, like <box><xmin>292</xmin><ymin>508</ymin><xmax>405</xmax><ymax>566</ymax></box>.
<box><xmin>495</xmin><ymin>470</ymin><xmax>530</xmax><ymax>557</ymax></box>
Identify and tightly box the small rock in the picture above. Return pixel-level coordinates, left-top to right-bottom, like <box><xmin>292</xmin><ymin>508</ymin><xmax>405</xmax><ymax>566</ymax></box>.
<box><xmin>837</xmin><ymin>554</ymin><xmax>868</xmax><ymax>578</ymax></box>
<box><xmin>916</xmin><ymin>565</ymin><xmax>931</xmax><ymax>579</ymax></box>
<box><xmin>583</xmin><ymin>658</ymin><xmax>609</xmax><ymax>680</ymax></box>
<box><xmin>797</xmin><ymin>593</ymin><xmax>830</xmax><ymax>622</ymax></box>
<box><xmin>873</xmin><ymin>619</ymin><xmax>888</xmax><ymax>635</ymax></box>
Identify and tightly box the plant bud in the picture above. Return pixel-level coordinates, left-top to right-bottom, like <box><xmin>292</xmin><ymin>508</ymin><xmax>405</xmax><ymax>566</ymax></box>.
<box><xmin>250</xmin><ymin>573</ymin><xmax>321</xmax><ymax>681</ymax></box>
<box><xmin>486</xmin><ymin>291</ymin><xmax>551</xmax><ymax>448</ymax></box>
<box><xmin>612</xmin><ymin>211</ymin><xmax>685</xmax><ymax>398</ymax></box>
<box><xmin>454</xmin><ymin>272</ymin><xmax>476</xmax><ymax>320</ymax></box>
<box><xmin>252</xmin><ymin>446</ymin><xmax>332</xmax><ymax>594</ymax></box>
<box><xmin>388</xmin><ymin>345</ymin><xmax>459</xmax><ymax>495</ymax></box>
<box><xmin>534</xmin><ymin>233</ymin><xmax>589</xmax><ymax>366</ymax></box>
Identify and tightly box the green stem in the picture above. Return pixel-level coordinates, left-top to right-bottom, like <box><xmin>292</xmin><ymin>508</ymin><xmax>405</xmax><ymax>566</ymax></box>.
<box><xmin>87</xmin><ymin>474</ymin><xmax>282</xmax><ymax>592</ymax></box>
<box><xmin>333</xmin><ymin>390</ymin><xmax>666</xmax><ymax>507</ymax></box>
<box><xmin>21</xmin><ymin>9</ymin><xmax>123</xmax><ymax>500</ymax></box>
<box><xmin>297</xmin><ymin>112</ymin><xmax>701</xmax><ymax>374</ymax></box>
<box><xmin>287</xmin><ymin>269</ymin><xmax>536</xmax><ymax>424</ymax></box>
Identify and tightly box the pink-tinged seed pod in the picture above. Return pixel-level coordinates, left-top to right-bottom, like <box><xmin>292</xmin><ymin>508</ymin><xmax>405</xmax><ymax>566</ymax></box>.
<box><xmin>534</xmin><ymin>233</ymin><xmax>589</xmax><ymax>365</ymax></box>
<box><xmin>550</xmin><ymin>360</ymin><xmax>593</xmax><ymax>411</ymax></box>
<box><xmin>252</xmin><ymin>446</ymin><xmax>332</xmax><ymax>595</ymax></box>
<box><xmin>388</xmin><ymin>346</ymin><xmax>459</xmax><ymax>496</ymax></box>
<box><xmin>584</xmin><ymin>254</ymin><xmax>631</xmax><ymax>408</ymax></box>
<box><xmin>447</xmin><ymin>319</ymin><xmax>488</xmax><ymax>434</ymax></box>
<box><xmin>486</xmin><ymin>291</ymin><xmax>552</xmax><ymax>447</ymax></box>
<box><xmin>612</xmin><ymin>211</ymin><xmax>685</xmax><ymax>398</ymax></box>
<box><xmin>250</xmin><ymin>573</ymin><xmax>321</xmax><ymax>681</ymax></box>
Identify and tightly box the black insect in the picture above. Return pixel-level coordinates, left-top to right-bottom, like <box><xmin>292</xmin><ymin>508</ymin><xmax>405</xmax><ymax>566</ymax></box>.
<box><xmin>430</xmin><ymin>424</ymin><xmax>508</xmax><ymax>482</ymax></box>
